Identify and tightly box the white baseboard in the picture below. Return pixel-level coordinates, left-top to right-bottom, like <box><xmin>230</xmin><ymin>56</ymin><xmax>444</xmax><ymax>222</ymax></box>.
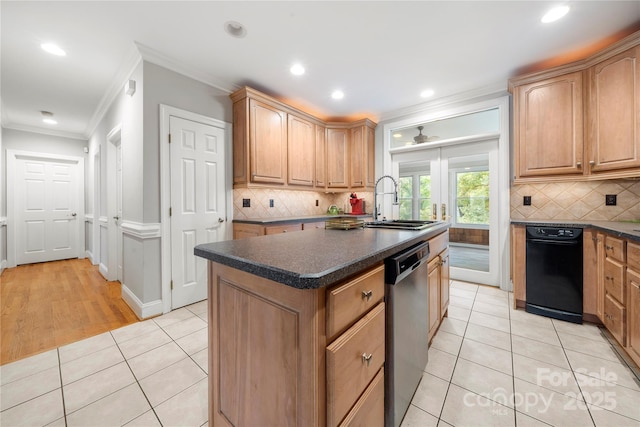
<box><xmin>0</xmin><ymin>259</ymin><xmax>6</xmax><ymax>275</ymax></box>
<box><xmin>99</xmin><ymin>263</ymin><xmax>108</xmax><ymax>279</ymax></box>
<box><xmin>121</xmin><ymin>284</ymin><xmax>163</xmax><ymax>320</ymax></box>
<box><xmin>85</xmin><ymin>250</ymin><xmax>95</xmax><ymax>264</ymax></box>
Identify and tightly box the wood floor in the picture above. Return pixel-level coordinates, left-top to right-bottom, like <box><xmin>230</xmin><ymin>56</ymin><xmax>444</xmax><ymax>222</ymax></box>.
<box><xmin>0</xmin><ymin>258</ymin><xmax>139</xmax><ymax>365</ymax></box>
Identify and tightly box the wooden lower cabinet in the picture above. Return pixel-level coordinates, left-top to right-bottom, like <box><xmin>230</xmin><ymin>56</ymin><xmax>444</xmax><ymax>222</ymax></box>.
<box><xmin>208</xmin><ymin>261</ymin><xmax>386</xmax><ymax>427</ymax></box>
<box><xmin>626</xmin><ymin>242</ymin><xmax>640</xmax><ymax>366</ymax></box>
<box><xmin>427</xmin><ymin>232</ymin><xmax>451</xmax><ymax>343</ymax></box>
<box><xmin>603</xmin><ymin>293</ymin><xmax>626</xmax><ymax>345</ymax></box>
<box><xmin>232</xmin><ymin>223</ymin><xmax>264</xmax><ymax>239</ymax></box>
<box><xmin>264</xmin><ymin>223</ymin><xmax>303</xmax><ymax>234</ymax></box>
<box><xmin>427</xmin><ymin>257</ymin><xmax>441</xmax><ymax>341</ymax></box>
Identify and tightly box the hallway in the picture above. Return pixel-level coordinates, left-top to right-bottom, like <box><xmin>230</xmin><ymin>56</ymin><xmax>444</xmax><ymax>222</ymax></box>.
<box><xmin>1</xmin><ymin>259</ymin><xmax>139</xmax><ymax>365</ymax></box>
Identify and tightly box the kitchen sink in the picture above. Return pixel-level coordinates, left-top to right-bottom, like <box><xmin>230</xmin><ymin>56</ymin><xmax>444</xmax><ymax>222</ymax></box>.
<box><xmin>365</xmin><ymin>220</ymin><xmax>440</xmax><ymax>230</ymax></box>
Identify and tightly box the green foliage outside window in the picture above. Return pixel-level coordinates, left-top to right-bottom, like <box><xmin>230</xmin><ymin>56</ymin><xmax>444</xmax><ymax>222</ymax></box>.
<box><xmin>456</xmin><ymin>171</ymin><xmax>489</xmax><ymax>224</ymax></box>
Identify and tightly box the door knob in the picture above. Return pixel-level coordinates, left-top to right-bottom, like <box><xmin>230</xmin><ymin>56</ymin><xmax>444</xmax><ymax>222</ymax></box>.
<box><xmin>218</xmin><ymin>218</ymin><xmax>224</xmax><ymax>223</ymax></box>
<box><xmin>113</xmin><ymin>216</ymin><xmax>120</xmax><ymax>220</ymax></box>
<box><xmin>71</xmin><ymin>212</ymin><xmax>77</xmax><ymax>217</ymax></box>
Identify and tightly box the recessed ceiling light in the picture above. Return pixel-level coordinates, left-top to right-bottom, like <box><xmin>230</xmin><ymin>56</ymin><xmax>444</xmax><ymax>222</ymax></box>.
<box><xmin>224</xmin><ymin>21</ymin><xmax>247</xmax><ymax>38</ymax></box>
<box><xmin>420</xmin><ymin>89</ymin><xmax>435</xmax><ymax>98</ymax></box>
<box><xmin>290</xmin><ymin>63</ymin><xmax>305</xmax><ymax>76</ymax></box>
<box><xmin>393</xmin><ymin>133</ymin><xmax>402</xmax><ymax>138</ymax></box>
<box><xmin>41</xmin><ymin>111</ymin><xmax>57</xmax><ymax>125</ymax></box>
<box><xmin>331</xmin><ymin>90</ymin><xmax>344</xmax><ymax>100</ymax></box>
<box><xmin>541</xmin><ymin>5</ymin><xmax>570</xmax><ymax>23</ymax></box>
<box><xmin>41</xmin><ymin>43</ymin><xmax>66</xmax><ymax>56</ymax></box>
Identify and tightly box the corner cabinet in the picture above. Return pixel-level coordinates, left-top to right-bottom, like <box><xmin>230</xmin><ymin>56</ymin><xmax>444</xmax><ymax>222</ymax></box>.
<box><xmin>231</xmin><ymin>87</ymin><xmax>377</xmax><ymax>191</ymax></box>
<box><xmin>509</xmin><ymin>31</ymin><xmax>640</xmax><ymax>182</ymax></box>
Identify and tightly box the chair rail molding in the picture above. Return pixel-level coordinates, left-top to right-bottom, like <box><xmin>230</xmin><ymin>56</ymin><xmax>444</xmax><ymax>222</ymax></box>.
<box><xmin>120</xmin><ymin>221</ymin><xmax>161</xmax><ymax>240</ymax></box>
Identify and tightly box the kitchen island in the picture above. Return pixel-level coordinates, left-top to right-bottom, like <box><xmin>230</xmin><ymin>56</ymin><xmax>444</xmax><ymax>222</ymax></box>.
<box><xmin>194</xmin><ymin>222</ymin><xmax>449</xmax><ymax>427</ymax></box>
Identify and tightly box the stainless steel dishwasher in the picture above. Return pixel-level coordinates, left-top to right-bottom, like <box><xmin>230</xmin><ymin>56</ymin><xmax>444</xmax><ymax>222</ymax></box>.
<box><xmin>384</xmin><ymin>240</ymin><xmax>430</xmax><ymax>427</ymax></box>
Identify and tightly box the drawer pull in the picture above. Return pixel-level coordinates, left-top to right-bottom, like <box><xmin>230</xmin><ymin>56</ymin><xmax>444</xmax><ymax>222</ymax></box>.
<box><xmin>361</xmin><ymin>290</ymin><xmax>373</xmax><ymax>301</ymax></box>
<box><xmin>605</xmin><ymin>245</ymin><xmax>614</xmax><ymax>250</ymax></box>
<box><xmin>361</xmin><ymin>353</ymin><xmax>373</xmax><ymax>367</ymax></box>
<box><xmin>605</xmin><ymin>276</ymin><xmax>612</xmax><ymax>281</ymax></box>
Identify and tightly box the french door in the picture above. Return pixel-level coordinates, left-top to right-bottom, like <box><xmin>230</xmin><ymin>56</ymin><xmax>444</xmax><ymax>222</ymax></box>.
<box><xmin>394</xmin><ymin>139</ymin><xmax>499</xmax><ymax>286</ymax></box>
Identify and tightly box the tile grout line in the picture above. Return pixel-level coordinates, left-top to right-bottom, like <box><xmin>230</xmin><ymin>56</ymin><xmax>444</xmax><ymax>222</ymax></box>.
<box><xmin>56</xmin><ymin>348</ymin><xmax>69</xmax><ymax>427</ymax></box>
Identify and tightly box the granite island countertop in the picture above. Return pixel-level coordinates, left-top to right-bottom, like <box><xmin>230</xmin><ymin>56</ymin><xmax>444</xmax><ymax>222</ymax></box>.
<box><xmin>194</xmin><ymin>222</ymin><xmax>449</xmax><ymax>289</ymax></box>
<box><xmin>511</xmin><ymin>219</ymin><xmax>640</xmax><ymax>243</ymax></box>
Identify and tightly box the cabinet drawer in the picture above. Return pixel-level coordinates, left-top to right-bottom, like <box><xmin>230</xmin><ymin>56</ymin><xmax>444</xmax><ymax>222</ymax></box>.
<box><xmin>628</xmin><ymin>242</ymin><xmax>640</xmax><ymax>271</ymax></box>
<box><xmin>303</xmin><ymin>221</ymin><xmax>326</xmax><ymax>230</ymax></box>
<box><xmin>327</xmin><ymin>302</ymin><xmax>385</xmax><ymax>427</ymax></box>
<box><xmin>604</xmin><ymin>258</ymin><xmax>625</xmax><ymax>303</ymax></box>
<box><xmin>603</xmin><ymin>293</ymin><xmax>626</xmax><ymax>346</ymax></box>
<box><xmin>339</xmin><ymin>368</ymin><xmax>384</xmax><ymax>427</ymax></box>
<box><xmin>326</xmin><ymin>264</ymin><xmax>384</xmax><ymax>341</ymax></box>
<box><xmin>428</xmin><ymin>231</ymin><xmax>449</xmax><ymax>262</ymax></box>
<box><xmin>605</xmin><ymin>235</ymin><xmax>626</xmax><ymax>263</ymax></box>
<box><xmin>264</xmin><ymin>223</ymin><xmax>302</xmax><ymax>234</ymax></box>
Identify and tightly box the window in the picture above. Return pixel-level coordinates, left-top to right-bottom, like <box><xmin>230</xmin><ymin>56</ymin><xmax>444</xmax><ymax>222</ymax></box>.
<box><xmin>452</xmin><ymin>169</ymin><xmax>489</xmax><ymax>225</ymax></box>
<box><xmin>399</xmin><ymin>173</ymin><xmax>431</xmax><ymax>220</ymax></box>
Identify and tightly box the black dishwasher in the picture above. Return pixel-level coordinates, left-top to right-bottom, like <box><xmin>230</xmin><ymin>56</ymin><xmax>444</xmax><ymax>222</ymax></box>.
<box><xmin>526</xmin><ymin>226</ymin><xmax>583</xmax><ymax>324</ymax></box>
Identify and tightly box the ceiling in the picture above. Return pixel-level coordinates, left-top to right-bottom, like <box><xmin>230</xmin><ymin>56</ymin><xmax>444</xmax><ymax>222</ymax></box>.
<box><xmin>2</xmin><ymin>1</ymin><xmax>640</xmax><ymax>140</ymax></box>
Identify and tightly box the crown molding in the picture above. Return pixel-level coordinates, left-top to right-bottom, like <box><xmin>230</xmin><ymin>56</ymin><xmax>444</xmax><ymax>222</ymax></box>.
<box><xmin>2</xmin><ymin>122</ymin><xmax>87</xmax><ymax>141</ymax></box>
<box><xmin>84</xmin><ymin>43</ymin><xmax>143</xmax><ymax>138</ymax></box>
<box><xmin>379</xmin><ymin>81</ymin><xmax>508</xmax><ymax>123</ymax></box>
<box><xmin>135</xmin><ymin>41</ymin><xmax>237</xmax><ymax>94</ymax></box>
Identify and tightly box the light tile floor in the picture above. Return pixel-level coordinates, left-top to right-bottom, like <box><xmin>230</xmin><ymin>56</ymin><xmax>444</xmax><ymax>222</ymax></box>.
<box><xmin>0</xmin><ymin>301</ymin><xmax>208</xmax><ymax>427</ymax></box>
<box><xmin>402</xmin><ymin>280</ymin><xmax>640</xmax><ymax>427</ymax></box>
<box><xmin>2</xmin><ymin>283</ymin><xmax>640</xmax><ymax>426</ymax></box>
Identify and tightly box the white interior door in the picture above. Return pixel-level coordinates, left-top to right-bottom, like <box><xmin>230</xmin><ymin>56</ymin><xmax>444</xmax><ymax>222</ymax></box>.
<box><xmin>14</xmin><ymin>156</ymin><xmax>79</xmax><ymax>265</ymax></box>
<box><xmin>170</xmin><ymin>116</ymin><xmax>226</xmax><ymax>309</ymax></box>
<box><xmin>107</xmin><ymin>126</ymin><xmax>123</xmax><ymax>282</ymax></box>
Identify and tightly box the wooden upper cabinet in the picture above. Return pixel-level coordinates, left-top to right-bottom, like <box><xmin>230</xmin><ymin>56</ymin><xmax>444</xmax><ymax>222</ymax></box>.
<box><xmin>514</xmin><ymin>71</ymin><xmax>584</xmax><ymax>179</ymax></box>
<box><xmin>349</xmin><ymin>121</ymin><xmax>376</xmax><ymax>189</ymax></box>
<box><xmin>315</xmin><ymin>124</ymin><xmax>327</xmax><ymax>188</ymax></box>
<box><xmin>350</xmin><ymin>126</ymin><xmax>365</xmax><ymax>188</ymax></box>
<box><xmin>231</xmin><ymin>86</ymin><xmax>376</xmax><ymax>190</ymax></box>
<box><xmin>366</xmin><ymin>126</ymin><xmax>376</xmax><ymax>188</ymax></box>
<box><xmin>287</xmin><ymin>114</ymin><xmax>315</xmax><ymax>187</ymax></box>
<box><xmin>587</xmin><ymin>46</ymin><xmax>640</xmax><ymax>174</ymax></box>
<box><xmin>326</xmin><ymin>127</ymin><xmax>350</xmax><ymax>189</ymax></box>
<box><xmin>250</xmin><ymin>99</ymin><xmax>287</xmax><ymax>184</ymax></box>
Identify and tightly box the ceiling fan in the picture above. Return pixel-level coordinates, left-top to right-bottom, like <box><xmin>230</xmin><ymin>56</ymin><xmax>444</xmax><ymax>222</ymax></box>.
<box><xmin>413</xmin><ymin>126</ymin><xmax>439</xmax><ymax>144</ymax></box>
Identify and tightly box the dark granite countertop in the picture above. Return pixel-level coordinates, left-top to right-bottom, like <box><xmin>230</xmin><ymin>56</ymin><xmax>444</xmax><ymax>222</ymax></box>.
<box><xmin>511</xmin><ymin>219</ymin><xmax>640</xmax><ymax>243</ymax></box>
<box><xmin>233</xmin><ymin>213</ymin><xmax>373</xmax><ymax>225</ymax></box>
<box><xmin>194</xmin><ymin>222</ymin><xmax>449</xmax><ymax>289</ymax></box>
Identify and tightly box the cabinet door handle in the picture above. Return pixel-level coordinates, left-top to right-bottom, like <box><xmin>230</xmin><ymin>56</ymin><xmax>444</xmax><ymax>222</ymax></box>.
<box><xmin>432</xmin><ymin>204</ymin><xmax>437</xmax><ymax>220</ymax></box>
<box><xmin>589</xmin><ymin>160</ymin><xmax>596</xmax><ymax>166</ymax></box>
<box><xmin>361</xmin><ymin>290</ymin><xmax>373</xmax><ymax>301</ymax></box>
<box><xmin>576</xmin><ymin>161</ymin><xmax>582</xmax><ymax>168</ymax></box>
<box><xmin>361</xmin><ymin>353</ymin><xmax>373</xmax><ymax>366</ymax></box>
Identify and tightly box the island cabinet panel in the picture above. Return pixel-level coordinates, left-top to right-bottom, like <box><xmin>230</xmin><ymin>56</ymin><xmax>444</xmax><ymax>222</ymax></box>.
<box><xmin>583</xmin><ymin>229</ymin><xmax>599</xmax><ymax>319</ymax></box>
<box><xmin>587</xmin><ymin>46</ymin><xmax>640</xmax><ymax>174</ymax></box>
<box><xmin>209</xmin><ymin>263</ymin><xmax>326</xmax><ymax>427</ymax></box>
<box><xmin>288</xmin><ymin>114</ymin><xmax>315</xmax><ymax>186</ymax></box>
<box><xmin>514</xmin><ymin>72</ymin><xmax>584</xmax><ymax>179</ymax></box>
<box><xmin>326</xmin><ymin>302</ymin><xmax>385</xmax><ymax>427</ymax></box>
<box><xmin>326</xmin><ymin>264</ymin><xmax>385</xmax><ymax>342</ymax></box>
<box><xmin>338</xmin><ymin>368</ymin><xmax>384</xmax><ymax>427</ymax></box>
<box><xmin>427</xmin><ymin>257</ymin><xmax>441</xmax><ymax>342</ymax></box>
<box><xmin>440</xmin><ymin>248</ymin><xmax>450</xmax><ymax>317</ymax></box>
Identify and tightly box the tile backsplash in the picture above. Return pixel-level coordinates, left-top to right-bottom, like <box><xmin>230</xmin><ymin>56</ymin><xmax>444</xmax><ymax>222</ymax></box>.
<box><xmin>511</xmin><ymin>179</ymin><xmax>640</xmax><ymax>221</ymax></box>
<box><xmin>233</xmin><ymin>189</ymin><xmax>374</xmax><ymax>220</ymax></box>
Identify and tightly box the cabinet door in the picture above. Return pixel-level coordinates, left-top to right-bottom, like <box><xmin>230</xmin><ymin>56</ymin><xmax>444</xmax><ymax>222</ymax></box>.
<box><xmin>596</xmin><ymin>232</ymin><xmax>605</xmax><ymax>321</ymax></box>
<box><xmin>315</xmin><ymin>124</ymin><xmax>327</xmax><ymax>188</ymax></box>
<box><xmin>583</xmin><ymin>229</ymin><xmax>598</xmax><ymax>317</ymax></box>
<box><xmin>264</xmin><ymin>223</ymin><xmax>302</xmax><ymax>235</ymax></box>
<box><xmin>350</xmin><ymin>126</ymin><xmax>365</xmax><ymax>188</ymax></box>
<box><xmin>366</xmin><ymin>126</ymin><xmax>376</xmax><ymax>188</ymax></box>
<box><xmin>514</xmin><ymin>72</ymin><xmax>584</xmax><ymax>178</ymax></box>
<box><xmin>233</xmin><ymin>223</ymin><xmax>264</xmax><ymax>239</ymax></box>
<box><xmin>427</xmin><ymin>257</ymin><xmax>441</xmax><ymax>341</ymax></box>
<box><xmin>603</xmin><ymin>292</ymin><xmax>626</xmax><ymax>346</ymax></box>
<box><xmin>440</xmin><ymin>249</ymin><xmax>450</xmax><ymax>318</ymax></box>
<box><xmin>627</xmin><ymin>268</ymin><xmax>640</xmax><ymax>366</ymax></box>
<box><xmin>287</xmin><ymin>115</ymin><xmax>315</xmax><ymax>186</ymax></box>
<box><xmin>588</xmin><ymin>46</ymin><xmax>640</xmax><ymax>173</ymax></box>
<box><xmin>327</xmin><ymin>128</ymin><xmax>350</xmax><ymax>189</ymax></box>
<box><xmin>249</xmin><ymin>99</ymin><xmax>287</xmax><ymax>184</ymax></box>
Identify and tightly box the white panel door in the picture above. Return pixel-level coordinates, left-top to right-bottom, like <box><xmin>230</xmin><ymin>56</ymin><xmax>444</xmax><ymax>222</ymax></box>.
<box><xmin>16</xmin><ymin>157</ymin><xmax>79</xmax><ymax>264</ymax></box>
<box><xmin>170</xmin><ymin>116</ymin><xmax>226</xmax><ymax>309</ymax></box>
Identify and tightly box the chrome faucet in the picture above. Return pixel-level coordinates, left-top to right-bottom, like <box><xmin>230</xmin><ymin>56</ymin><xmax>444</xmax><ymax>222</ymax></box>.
<box><xmin>374</xmin><ymin>175</ymin><xmax>399</xmax><ymax>221</ymax></box>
